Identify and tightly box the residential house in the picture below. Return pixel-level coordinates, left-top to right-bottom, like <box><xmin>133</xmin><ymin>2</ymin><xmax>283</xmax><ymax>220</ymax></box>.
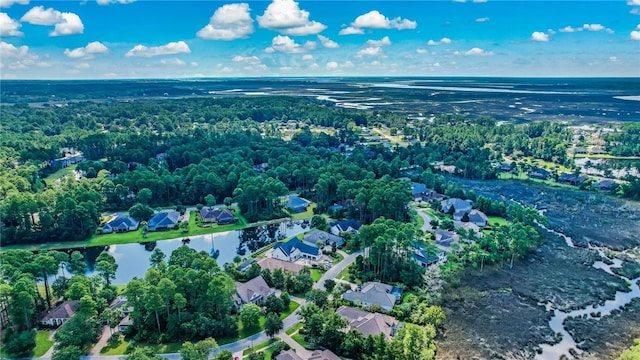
<box><xmin>411</xmin><ymin>241</ymin><xmax>446</xmax><ymax>268</ymax></box>
<box><xmin>285</xmin><ymin>196</ymin><xmax>311</xmax><ymax>213</ymax></box>
<box><xmin>275</xmin><ymin>350</ymin><xmax>303</xmax><ymax>360</ymax></box>
<box><xmin>304</xmin><ymin>229</ymin><xmax>344</xmax><ymax>248</ymax></box>
<box><xmin>328</xmin><ymin>199</ymin><xmax>353</xmax><ymax>213</ymax></box>
<box><xmin>441</xmin><ymin>198</ymin><xmax>473</xmax><ymax>215</ymax></box>
<box><xmin>234</xmin><ymin>275</ymin><xmax>274</xmax><ymax>308</ymax></box>
<box><xmin>467</xmin><ymin>210</ymin><xmax>488</xmax><ymax>227</ymax></box>
<box><xmin>147</xmin><ymin>210</ymin><xmax>180</xmax><ymax>231</ymax></box>
<box><xmin>48</xmin><ymin>150</ymin><xmax>85</xmax><ymax>168</ymax></box>
<box><xmin>309</xmin><ymin>350</ymin><xmax>341</xmax><ymax>360</ymax></box>
<box><xmin>330</xmin><ymin>220</ymin><xmax>362</xmax><ymax>236</ymax></box>
<box><xmin>435</xmin><ymin>230</ymin><xmax>460</xmax><ymax>251</ymax></box>
<box><xmin>272</xmin><ymin>238</ymin><xmax>320</xmax><ymax>262</ymax></box>
<box><xmin>40</xmin><ymin>300</ymin><xmax>78</xmax><ymax>327</ymax></box>
<box><xmin>528</xmin><ymin>168</ymin><xmax>551</xmax><ymax>180</ymax></box>
<box><xmin>200</xmin><ymin>207</ymin><xmax>235</xmax><ymax>224</ymax></box>
<box><xmin>118</xmin><ymin>315</ymin><xmax>133</xmax><ymax>332</ymax></box>
<box><xmin>453</xmin><ymin>221</ymin><xmax>482</xmax><ymax>237</ymax></box>
<box><xmin>256</xmin><ymin>258</ymin><xmax>303</xmax><ymax>275</ymax></box>
<box><xmin>253</xmin><ymin>162</ymin><xmax>269</xmax><ymax>173</ymax></box>
<box><xmin>496</xmin><ymin>162</ymin><xmax>514</xmax><ymax>173</ymax></box>
<box><xmin>236</xmin><ymin>259</ymin><xmax>256</xmax><ymax>273</ymax></box>
<box><xmin>342</xmin><ymin>282</ymin><xmax>400</xmax><ymax>311</ymax></box>
<box><xmin>336</xmin><ymin>306</ymin><xmax>401</xmax><ymax>340</ymax></box>
<box><xmin>109</xmin><ymin>295</ymin><xmax>133</xmax><ymax>316</ymax></box>
<box><xmin>102</xmin><ymin>216</ymin><xmax>140</xmax><ymax>234</ymax></box>
<box><xmin>593</xmin><ymin>179</ymin><xmax>616</xmax><ymax>190</ymax></box>
<box><xmin>411</xmin><ymin>182</ymin><xmax>444</xmax><ymax>202</ymax></box>
<box><xmin>558</xmin><ymin>173</ymin><xmax>589</xmax><ymax>185</ymax></box>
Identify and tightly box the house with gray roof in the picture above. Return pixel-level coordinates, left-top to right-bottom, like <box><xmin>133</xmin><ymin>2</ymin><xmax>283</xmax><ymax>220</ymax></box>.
<box><xmin>336</xmin><ymin>306</ymin><xmax>401</xmax><ymax>340</ymax></box>
<box><xmin>234</xmin><ymin>275</ymin><xmax>274</xmax><ymax>308</ymax></box>
<box><xmin>275</xmin><ymin>350</ymin><xmax>303</xmax><ymax>360</ymax></box>
<box><xmin>453</xmin><ymin>221</ymin><xmax>482</xmax><ymax>237</ymax></box>
<box><xmin>102</xmin><ymin>216</ymin><xmax>140</xmax><ymax>234</ymax></box>
<box><xmin>304</xmin><ymin>229</ymin><xmax>344</xmax><ymax>248</ymax></box>
<box><xmin>342</xmin><ymin>282</ymin><xmax>399</xmax><ymax>311</ymax></box>
<box><xmin>330</xmin><ymin>220</ymin><xmax>362</xmax><ymax>236</ymax></box>
<box><xmin>435</xmin><ymin>229</ymin><xmax>460</xmax><ymax>251</ymax></box>
<box><xmin>200</xmin><ymin>207</ymin><xmax>235</xmax><ymax>224</ymax></box>
<box><xmin>309</xmin><ymin>350</ymin><xmax>341</xmax><ymax>360</ymax></box>
<box><xmin>441</xmin><ymin>198</ymin><xmax>473</xmax><ymax>214</ymax></box>
<box><xmin>147</xmin><ymin>210</ymin><xmax>180</xmax><ymax>231</ymax></box>
<box><xmin>272</xmin><ymin>238</ymin><xmax>320</xmax><ymax>262</ymax></box>
<box><xmin>41</xmin><ymin>300</ymin><xmax>78</xmax><ymax>327</ymax></box>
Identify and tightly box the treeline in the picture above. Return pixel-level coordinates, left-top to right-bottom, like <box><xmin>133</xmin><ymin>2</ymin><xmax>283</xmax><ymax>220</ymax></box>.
<box><xmin>603</xmin><ymin>123</ymin><xmax>640</xmax><ymax>157</ymax></box>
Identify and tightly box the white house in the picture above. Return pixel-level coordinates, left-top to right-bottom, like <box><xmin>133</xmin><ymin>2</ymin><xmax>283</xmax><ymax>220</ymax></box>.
<box><xmin>272</xmin><ymin>238</ymin><xmax>320</xmax><ymax>262</ymax></box>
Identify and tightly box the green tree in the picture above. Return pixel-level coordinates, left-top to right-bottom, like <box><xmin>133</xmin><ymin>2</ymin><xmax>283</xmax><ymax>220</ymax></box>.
<box><xmin>205</xmin><ymin>194</ymin><xmax>216</xmax><ymax>208</ymax></box>
<box><xmin>180</xmin><ymin>338</ymin><xmax>218</xmax><ymax>360</ymax></box>
<box><xmin>264</xmin><ymin>293</ymin><xmax>285</xmax><ymax>315</ymax></box>
<box><xmin>124</xmin><ymin>347</ymin><xmax>164</xmax><ymax>360</ymax></box>
<box><xmin>149</xmin><ymin>248</ymin><xmax>166</xmax><ymax>267</ymax></box>
<box><xmin>324</xmin><ymin>279</ymin><xmax>336</xmax><ymax>292</ymax></box>
<box><xmin>264</xmin><ymin>313</ymin><xmax>283</xmax><ymax>338</ymax></box>
<box><xmin>52</xmin><ymin>345</ymin><xmax>83</xmax><ymax>360</ymax></box>
<box><xmin>240</xmin><ymin>303</ymin><xmax>261</xmax><ymax>331</ymax></box>
<box><xmin>95</xmin><ymin>251</ymin><xmax>118</xmax><ymax>287</ymax></box>
<box><xmin>68</xmin><ymin>251</ymin><xmax>86</xmax><ymax>275</ymax></box>
<box><xmin>129</xmin><ymin>203</ymin><xmax>155</xmax><ymax>221</ymax></box>
<box><xmin>1</xmin><ymin>328</ymin><xmax>35</xmax><ymax>358</ymax></box>
<box><xmin>137</xmin><ymin>188</ymin><xmax>153</xmax><ymax>205</ymax></box>
<box><xmin>306</xmin><ymin>289</ymin><xmax>329</xmax><ymax>309</ymax></box>
<box><xmin>311</xmin><ymin>215</ymin><xmax>328</xmax><ymax>231</ymax></box>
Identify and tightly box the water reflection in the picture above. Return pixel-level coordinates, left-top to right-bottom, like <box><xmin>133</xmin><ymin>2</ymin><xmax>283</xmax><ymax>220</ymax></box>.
<box><xmin>54</xmin><ymin>221</ymin><xmax>307</xmax><ymax>284</ymax></box>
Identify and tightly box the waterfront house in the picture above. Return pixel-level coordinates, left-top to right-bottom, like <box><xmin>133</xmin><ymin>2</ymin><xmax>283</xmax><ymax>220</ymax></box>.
<box><xmin>147</xmin><ymin>210</ymin><xmax>180</xmax><ymax>231</ymax></box>
<box><xmin>303</xmin><ymin>229</ymin><xmax>344</xmax><ymax>248</ymax></box>
<box><xmin>200</xmin><ymin>207</ymin><xmax>235</xmax><ymax>224</ymax></box>
<box><xmin>329</xmin><ymin>220</ymin><xmax>362</xmax><ymax>236</ymax></box>
<box><xmin>40</xmin><ymin>301</ymin><xmax>78</xmax><ymax>327</ymax></box>
<box><xmin>284</xmin><ymin>196</ymin><xmax>311</xmax><ymax>213</ymax></box>
<box><xmin>102</xmin><ymin>216</ymin><xmax>140</xmax><ymax>234</ymax></box>
<box><xmin>272</xmin><ymin>238</ymin><xmax>320</xmax><ymax>262</ymax></box>
<box><xmin>234</xmin><ymin>275</ymin><xmax>274</xmax><ymax>308</ymax></box>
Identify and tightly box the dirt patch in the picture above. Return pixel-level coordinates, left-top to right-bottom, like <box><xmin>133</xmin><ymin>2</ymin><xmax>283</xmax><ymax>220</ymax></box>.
<box><xmin>564</xmin><ymin>298</ymin><xmax>640</xmax><ymax>359</ymax></box>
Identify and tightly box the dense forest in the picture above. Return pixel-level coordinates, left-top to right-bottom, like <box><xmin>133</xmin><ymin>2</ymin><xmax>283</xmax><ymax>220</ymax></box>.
<box><xmin>0</xmin><ymin>96</ymin><xmax>629</xmax><ymax>246</ymax></box>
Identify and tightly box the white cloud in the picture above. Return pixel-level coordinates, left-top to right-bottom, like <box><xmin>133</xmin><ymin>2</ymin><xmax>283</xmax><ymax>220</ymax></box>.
<box><xmin>463</xmin><ymin>47</ymin><xmax>493</xmax><ymax>56</ymax></box>
<box><xmin>301</xmin><ymin>54</ymin><xmax>313</xmax><ymax>61</ymax></box>
<box><xmin>64</xmin><ymin>41</ymin><xmax>108</xmax><ymax>59</ymax></box>
<box><xmin>21</xmin><ymin>6</ymin><xmax>84</xmax><ymax>36</ymax></box>
<box><xmin>631</xmin><ymin>25</ymin><xmax>640</xmax><ymax>40</ymax></box>
<box><xmin>96</xmin><ymin>0</ymin><xmax>135</xmax><ymax>4</ymax></box>
<box><xmin>416</xmin><ymin>48</ymin><xmax>427</xmax><ymax>54</ymax></box>
<box><xmin>427</xmin><ymin>37</ymin><xmax>452</xmax><ymax>46</ymax></box>
<box><xmin>232</xmin><ymin>55</ymin><xmax>262</xmax><ymax>65</ymax></box>
<box><xmin>366</xmin><ymin>36</ymin><xmax>391</xmax><ymax>46</ymax></box>
<box><xmin>0</xmin><ymin>41</ymin><xmax>31</xmax><ymax>58</ymax></box>
<box><xmin>326</xmin><ymin>61</ymin><xmax>338</xmax><ymax>70</ymax></box>
<box><xmin>531</xmin><ymin>31</ymin><xmax>549</xmax><ymax>42</ymax></box>
<box><xmin>473</xmin><ymin>0</ymin><xmax>488</xmax><ymax>2</ymax></box>
<box><xmin>257</xmin><ymin>0</ymin><xmax>326</xmax><ymax>36</ymax></box>
<box><xmin>559</xmin><ymin>26</ymin><xmax>578</xmax><ymax>33</ymax></box>
<box><xmin>74</xmin><ymin>62</ymin><xmax>90</xmax><ymax>69</ymax></box>
<box><xmin>125</xmin><ymin>41</ymin><xmax>191</xmax><ymax>58</ymax></box>
<box><xmin>0</xmin><ymin>12</ymin><xmax>22</xmax><ymax>36</ymax></box>
<box><xmin>628</xmin><ymin>0</ymin><xmax>640</xmax><ymax>5</ymax></box>
<box><xmin>317</xmin><ymin>34</ymin><xmax>339</xmax><ymax>48</ymax></box>
<box><xmin>197</xmin><ymin>3</ymin><xmax>254</xmax><ymax>40</ymax></box>
<box><xmin>583</xmin><ymin>23</ymin><xmax>604</xmax><ymax>31</ymax></box>
<box><xmin>264</xmin><ymin>35</ymin><xmax>314</xmax><ymax>53</ymax></box>
<box><xmin>475</xmin><ymin>17</ymin><xmax>489</xmax><ymax>22</ymax></box>
<box><xmin>339</xmin><ymin>10</ymin><xmax>416</xmax><ymax>35</ymax></box>
<box><xmin>357</xmin><ymin>46</ymin><xmax>382</xmax><ymax>57</ymax></box>
<box><xmin>0</xmin><ymin>0</ymin><xmax>28</xmax><ymax>8</ymax></box>
<box><xmin>158</xmin><ymin>58</ymin><xmax>186</xmax><ymax>67</ymax></box>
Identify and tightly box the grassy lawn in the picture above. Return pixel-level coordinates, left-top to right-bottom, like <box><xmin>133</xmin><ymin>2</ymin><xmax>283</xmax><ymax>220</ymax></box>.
<box><xmin>331</xmin><ymin>253</ymin><xmax>344</xmax><ymax>264</ymax></box>
<box><xmin>487</xmin><ymin>216</ymin><xmax>510</xmax><ymax>226</ymax></box>
<box><xmin>291</xmin><ymin>334</ymin><xmax>315</xmax><ymax>350</ymax></box>
<box><xmin>100</xmin><ymin>335</ymin><xmax>129</xmax><ymax>355</ymax></box>
<box><xmin>33</xmin><ymin>330</ymin><xmax>54</xmax><ymax>357</ymax></box>
<box><xmin>289</xmin><ymin>203</ymin><xmax>317</xmax><ymax>221</ymax></box>
<box><xmin>188</xmin><ymin>207</ymin><xmax>248</xmax><ymax>236</ymax></box>
<box><xmin>44</xmin><ymin>164</ymin><xmax>78</xmax><ymax>183</ymax></box>
<box><xmin>242</xmin><ymin>339</ymin><xmax>276</xmax><ymax>355</ymax></box>
<box><xmin>222</xmin><ymin>301</ymin><xmax>299</xmax><ymax>344</ymax></box>
<box><xmin>281</xmin><ymin>300</ymin><xmax>300</xmax><ymax>319</ymax></box>
<box><xmin>413</xmin><ymin>211</ymin><xmax>425</xmax><ymax>229</ymax></box>
<box><xmin>285</xmin><ymin>322</ymin><xmax>304</xmax><ymax>335</ymax></box>
<box><xmin>139</xmin><ymin>342</ymin><xmax>183</xmax><ymax>354</ymax></box>
<box><xmin>336</xmin><ymin>264</ymin><xmax>353</xmax><ymax>281</ymax></box>
<box><xmin>310</xmin><ymin>269</ymin><xmax>323</xmax><ymax>282</ymax></box>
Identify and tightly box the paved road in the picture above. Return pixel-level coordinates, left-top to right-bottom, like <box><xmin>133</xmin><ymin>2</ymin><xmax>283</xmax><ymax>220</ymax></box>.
<box><xmin>314</xmin><ymin>249</ymin><xmax>362</xmax><ymax>290</ymax></box>
<box><xmin>416</xmin><ymin>209</ymin><xmax>433</xmax><ymax>232</ymax></box>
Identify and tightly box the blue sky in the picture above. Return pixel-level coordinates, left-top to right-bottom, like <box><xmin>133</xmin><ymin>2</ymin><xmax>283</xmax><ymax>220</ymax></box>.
<box><xmin>1</xmin><ymin>0</ymin><xmax>639</xmax><ymax>79</ymax></box>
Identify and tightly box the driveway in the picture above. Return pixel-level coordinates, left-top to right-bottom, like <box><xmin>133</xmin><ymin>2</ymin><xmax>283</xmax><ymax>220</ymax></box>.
<box><xmin>417</xmin><ymin>208</ymin><xmax>433</xmax><ymax>232</ymax></box>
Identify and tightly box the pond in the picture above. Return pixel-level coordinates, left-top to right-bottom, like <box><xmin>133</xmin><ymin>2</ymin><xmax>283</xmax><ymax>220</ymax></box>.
<box><xmin>56</xmin><ymin>221</ymin><xmax>310</xmax><ymax>284</ymax></box>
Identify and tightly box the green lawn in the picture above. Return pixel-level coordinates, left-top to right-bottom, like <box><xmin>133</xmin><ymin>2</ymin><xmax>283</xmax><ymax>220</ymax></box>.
<box><xmin>336</xmin><ymin>264</ymin><xmax>353</xmax><ymax>281</ymax></box>
<box><xmin>100</xmin><ymin>335</ymin><xmax>129</xmax><ymax>355</ymax></box>
<box><xmin>487</xmin><ymin>216</ymin><xmax>510</xmax><ymax>226</ymax></box>
<box><xmin>33</xmin><ymin>330</ymin><xmax>54</xmax><ymax>357</ymax></box>
<box><xmin>331</xmin><ymin>253</ymin><xmax>344</xmax><ymax>264</ymax></box>
<box><xmin>285</xmin><ymin>322</ymin><xmax>303</xmax><ymax>335</ymax></box>
<box><xmin>242</xmin><ymin>339</ymin><xmax>276</xmax><ymax>355</ymax></box>
<box><xmin>413</xmin><ymin>211</ymin><xmax>425</xmax><ymax>229</ymax></box>
<box><xmin>44</xmin><ymin>164</ymin><xmax>78</xmax><ymax>183</ymax></box>
<box><xmin>221</xmin><ymin>300</ymin><xmax>299</xmax><ymax>344</ymax></box>
<box><xmin>291</xmin><ymin>334</ymin><xmax>315</xmax><ymax>350</ymax></box>
<box><xmin>188</xmin><ymin>207</ymin><xmax>248</xmax><ymax>236</ymax></box>
<box><xmin>310</xmin><ymin>269</ymin><xmax>323</xmax><ymax>282</ymax></box>
<box><xmin>289</xmin><ymin>203</ymin><xmax>317</xmax><ymax>221</ymax></box>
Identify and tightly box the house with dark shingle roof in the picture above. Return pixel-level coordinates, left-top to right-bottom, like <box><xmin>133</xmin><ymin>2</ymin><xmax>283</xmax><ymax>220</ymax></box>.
<box><xmin>330</xmin><ymin>220</ymin><xmax>362</xmax><ymax>236</ymax></box>
<box><xmin>272</xmin><ymin>238</ymin><xmax>320</xmax><ymax>262</ymax></box>
<box><xmin>147</xmin><ymin>210</ymin><xmax>180</xmax><ymax>231</ymax></box>
<box><xmin>336</xmin><ymin>306</ymin><xmax>401</xmax><ymax>341</ymax></box>
<box><xmin>284</xmin><ymin>196</ymin><xmax>310</xmax><ymax>213</ymax></box>
<box><xmin>411</xmin><ymin>241</ymin><xmax>446</xmax><ymax>268</ymax></box>
<box><xmin>441</xmin><ymin>198</ymin><xmax>473</xmax><ymax>214</ymax></box>
<box><xmin>342</xmin><ymin>282</ymin><xmax>398</xmax><ymax>311</ymax></box>
<box><xmin>309</xmin><ymin>350</ymin><xmax>341</xmax><ymax>360</ymax></box>
<box><xmin>256</xmin><ymin>258</ymin><xmax>304</xmax><ymax>275</ymax></box>
<box><xmin>304</xmin><ymin>229</ymin><xmax>344</xmax><ymax>248</ymax></box>
<box><xmin>275</xmin><ymin>350</ymin><xmax>303</xmax><ymax>360</ymax></box>
<box><xmin>467</xmin><ymin>209</ymin><xmax>488</xmax><ymax>227</ymax></box>
<box><xmin>102</xmin><ymin>216</ymin><xmax>140</xmax><ymax>234</ymax></box>
<box><xmin>528</xmin><ymin>168</ymin><xmax>551</xmax><ymax>180</ymax></box>
<box><xmin>41</xmin><ymin>300</ymin><xmax>78</xmax><ymax>327</ymax></box>
<box><xmin>435</xmin><ymin>229</ymin><xmax>460</xmax><ymax>251</ymax></box>
<box><xmin>234</xmin><ymin>275</ymin><xmax>274</xmax><ymax>308</ymax></box>
<box><xmin>593</xmin><ymin>179</ymin><xmax>616</xmax><ymax>190</ymax></box>
<box><xmin>200</xmin><ymin>208</ymin><xmax>235</xmax><ymax>224</ymax></box>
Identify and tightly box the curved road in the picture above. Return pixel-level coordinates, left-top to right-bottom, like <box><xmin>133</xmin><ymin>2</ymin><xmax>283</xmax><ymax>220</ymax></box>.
<box><xmin>29</xmin><ymin>250</ymin><xmax>363</xmax><ymax>360</ymax></box>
